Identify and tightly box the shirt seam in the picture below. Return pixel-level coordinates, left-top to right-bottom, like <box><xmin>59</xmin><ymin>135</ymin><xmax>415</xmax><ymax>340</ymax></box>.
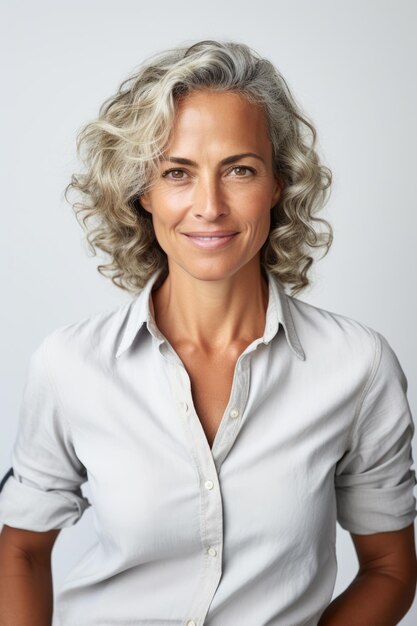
<box><xmin>343</xmin><ymin>327</ymin><xmax>382</xmax><ymax>451</ymax></box>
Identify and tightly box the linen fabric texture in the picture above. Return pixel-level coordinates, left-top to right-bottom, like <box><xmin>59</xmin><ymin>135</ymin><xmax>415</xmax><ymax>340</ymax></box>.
<box><xmin>0</xmin><ymin>268</ymin><xmax>416</xmax><ymax>626</ymax></box>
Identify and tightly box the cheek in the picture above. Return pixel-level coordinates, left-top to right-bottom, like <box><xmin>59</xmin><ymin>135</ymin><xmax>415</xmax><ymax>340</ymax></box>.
<box><xmin>237</xmin><ymin>185</ymin><xmax>273</xmax><ymax>215</ymax></box>
<box><xmin>152</xmin><ymin>206</ymin><xmax>179</xmax><ymax>235</ymax></box>
<box><xmin>150</xmin><ymin>198</ymin><xmax>184</xmax><ymax>229</ymax></box>
<box><xmin>242</xmin><ymin>204</ymin><xmax>271</xmax><ymax>229</ymax></box>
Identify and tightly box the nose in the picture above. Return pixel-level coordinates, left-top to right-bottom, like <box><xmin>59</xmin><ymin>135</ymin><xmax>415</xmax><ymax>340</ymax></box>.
<box><xmin>192</xmin><ymin>174</ymin><xmax>229</xmax><ymax>221</ymax></box>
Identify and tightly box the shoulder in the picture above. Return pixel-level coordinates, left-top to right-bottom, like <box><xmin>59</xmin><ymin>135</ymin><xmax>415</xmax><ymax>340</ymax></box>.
<box><xmin>286</xmin><ymin>292</ymin><xmax>383</xmax><ymax>370</ymax></box>
<box><xmin>32</xmin><ymin>297</ymin><xmax>136</xmax><ymax>370</ymax></box>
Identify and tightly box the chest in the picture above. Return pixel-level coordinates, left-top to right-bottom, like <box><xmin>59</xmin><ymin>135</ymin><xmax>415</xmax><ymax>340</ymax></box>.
<box><xmin>69</xmin><ymin>340</ymin><xmax>357</xmax><ymax>571</ymax></box>
<box><xmin>176</xmin><ymin>350</ymin><xmax>238</xmax><ymax>448</ymax></box>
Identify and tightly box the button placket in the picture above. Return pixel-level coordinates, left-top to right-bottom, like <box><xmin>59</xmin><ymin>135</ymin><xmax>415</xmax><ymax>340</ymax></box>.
<box><xmin>211</xmin><ymin>356</ymin><xmax>251</xmax><ymax>473</ymax></box>
<box><xmin>166</xmin><ymin>361</ymin><xmax>224</xmax><ymax>626</ymax></box>
<box><xmin>181</xmin><ymin>354</ymin><xmax>253</xmax><ymax>624</ymax></box>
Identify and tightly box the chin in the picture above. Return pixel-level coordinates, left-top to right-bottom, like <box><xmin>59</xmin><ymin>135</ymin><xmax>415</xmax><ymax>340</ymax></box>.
<box><xmin>175</xmin><ymin>259</ymin><xmax>248</xmax><ymax>283</ymax></box>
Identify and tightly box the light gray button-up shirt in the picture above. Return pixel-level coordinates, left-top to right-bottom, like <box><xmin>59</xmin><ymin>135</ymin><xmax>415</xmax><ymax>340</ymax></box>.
<box><xmin>1</xmin><ymin>268</ymin><xmax>416</xmax><ymax>626</ymax></box>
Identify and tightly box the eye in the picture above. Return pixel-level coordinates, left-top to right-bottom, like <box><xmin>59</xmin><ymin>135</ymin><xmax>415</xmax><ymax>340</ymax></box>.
<box><xmin>229</xmin><ymin>166</ymin><xmax>255</xmax><ymax>177</ymax></box>
<box><xmin>162</xmin><ymin>168</ymin><xmax>187</xmax><ymax>180</ymax></box>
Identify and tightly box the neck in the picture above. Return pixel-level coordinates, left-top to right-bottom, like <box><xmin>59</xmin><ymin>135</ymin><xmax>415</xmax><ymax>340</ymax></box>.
<box><xmin>151</xmin><ymin>258</ymin><xmax>269</xmax><ymax>356</ymax></box>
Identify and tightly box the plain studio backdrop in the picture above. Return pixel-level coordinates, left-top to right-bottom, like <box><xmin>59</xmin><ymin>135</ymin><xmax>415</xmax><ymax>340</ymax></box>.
<box><xmin>0</xmin><ymin>0</ymin><xmax>416</xmax><ymax>622</ymax></box>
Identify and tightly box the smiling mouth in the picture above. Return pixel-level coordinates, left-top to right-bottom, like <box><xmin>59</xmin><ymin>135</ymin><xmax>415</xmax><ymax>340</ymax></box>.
<box><xmin>182</xmin><ymin>233</ymin><xmax>238</xmax><ymax>249</ymax></box>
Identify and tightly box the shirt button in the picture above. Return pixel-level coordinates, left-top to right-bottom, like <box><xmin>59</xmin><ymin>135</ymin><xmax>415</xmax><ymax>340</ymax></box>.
<box><xmin>178</xmin><ymin>401</ymin><xmax>188</xmax><ymax>413</ymax></box>
<box><xmin>186</xmin><ymin>621</ymin><xmax>197</xmax><ymax>626</ymax></box>
<box><xmin>229</xmin><ymin>408</ymin><xmax>239</xmax><ymax>418</ymax></box>
<box><xmin>204</xmin><ymin>480</ymin><xmax>214</xmax><ymax>490</ymax></box>
<box><xmin>207</xmin><ymin>546</ymin><xmax>217</xmax><ymax>557</ymax></box>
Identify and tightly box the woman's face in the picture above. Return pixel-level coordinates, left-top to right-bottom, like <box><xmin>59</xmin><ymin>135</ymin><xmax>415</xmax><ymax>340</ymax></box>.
<box><xmin>140</xmin><ymin>89</ymin><xmax>282</xmax><ymax>282</ymax></box>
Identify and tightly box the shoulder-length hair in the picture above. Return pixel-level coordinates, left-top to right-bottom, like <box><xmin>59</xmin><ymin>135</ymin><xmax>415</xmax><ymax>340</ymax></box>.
<box><xmin>65</xmin><ymin>39</ymin><xmax>333</xmax><ymax>296</ymax></box>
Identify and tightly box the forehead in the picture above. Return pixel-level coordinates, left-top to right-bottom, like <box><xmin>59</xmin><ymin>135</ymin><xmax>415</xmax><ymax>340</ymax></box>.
<box><xmin>175</xmin><ymin>88</ymin><xmax>264</xmax><ymax>114</ymax></box>
<box><xmin>168</xmin><ymin>89</ymin><xmax>271</xmax><ymax>150</ymax></box>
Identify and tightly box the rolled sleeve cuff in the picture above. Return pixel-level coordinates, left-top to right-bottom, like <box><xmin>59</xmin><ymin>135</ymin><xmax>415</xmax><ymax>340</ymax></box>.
<box><xmin>336</xmin><ymin>472</ymin><xmax>417</xmax><ymax>534</ymax></box>
<box><xmin>0</xmin><ymin>475</ymin><xmax>91</xmax><ymax>532</ymax></box>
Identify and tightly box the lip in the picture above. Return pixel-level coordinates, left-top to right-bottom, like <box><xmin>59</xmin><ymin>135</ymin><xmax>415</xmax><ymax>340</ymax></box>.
<box><xmin>182</xmin><ymin>232</ymin><xmax>239</xmax><ymax>250</ymax></box>
<box><xmin>183</xmin><ymin>231</ymin><xmax>238</xmax><ymax>236</ymax></box>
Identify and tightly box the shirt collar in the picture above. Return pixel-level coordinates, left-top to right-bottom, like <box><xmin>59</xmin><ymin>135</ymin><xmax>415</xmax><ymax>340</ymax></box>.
<box><xmin>115</xmin><ymin>267</ymin><xmax>305</xmax><ymax>361</ymax></box>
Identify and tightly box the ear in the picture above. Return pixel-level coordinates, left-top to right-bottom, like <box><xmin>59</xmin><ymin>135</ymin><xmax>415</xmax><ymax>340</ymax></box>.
<box><xmin>271</xmin><ymin>176</ymin><xmax>282</xmax><ymax>207</ymax></box>
<box><xmin>139</xmin><ymin>191</ymin><xmax>152</xmax><ymax>214</ymax></box>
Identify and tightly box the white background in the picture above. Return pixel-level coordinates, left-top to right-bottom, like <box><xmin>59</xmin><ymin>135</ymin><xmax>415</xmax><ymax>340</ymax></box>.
<box><xmin>0</xmin><ymin>0</ymin><xmax>416</xmax><ymax>623</ymax></box>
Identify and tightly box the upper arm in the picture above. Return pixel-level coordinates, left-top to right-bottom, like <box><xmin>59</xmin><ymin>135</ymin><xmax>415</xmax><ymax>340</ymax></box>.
<box><xmin>0</xmin><ymin>524</ymin><xmax>61</xmax><ymax>567</ymax></box>
<box><xmin>335</xmin><ymin>330</ymin><xmax>417</xmax><ymax>535</ymax></box>
<box><xmin>0</xmin><ymin>337</ymin><xmax>91</xmax><ymax>533</ymax></box>
<box><xmin>351</xmin><ymin>522</ymin><xmax>417</xmax><ymax>586</ymax></box>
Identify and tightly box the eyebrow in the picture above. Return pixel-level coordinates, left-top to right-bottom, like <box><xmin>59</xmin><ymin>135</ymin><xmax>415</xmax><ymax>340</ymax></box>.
<box><xmin>161</xmin><ymin>152</ymin><xmax>265</xmax><ymax>166</ymax></box>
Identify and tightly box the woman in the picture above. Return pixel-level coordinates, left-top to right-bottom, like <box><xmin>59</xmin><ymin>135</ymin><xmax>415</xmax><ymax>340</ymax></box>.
<box><xmin>0</xmin><ymin>39</ymin><xmax>416</xmax><ymax>626</ymax></box>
